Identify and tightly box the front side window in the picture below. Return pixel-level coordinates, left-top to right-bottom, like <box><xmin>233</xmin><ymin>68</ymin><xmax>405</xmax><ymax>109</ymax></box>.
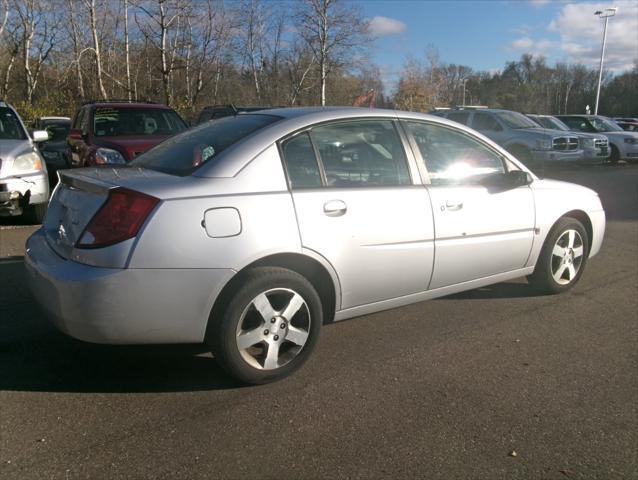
<box><xmin>472</xmin><ymin>112</ymin><xmax>502</xmax><ymax>131</ymax></box>
<box><xmin>93</xmin><ymin>107</ymin><xmax>186</xmax><ymax>137</ymax></box>
<box><xmin>404</xmin><ymin>121</ymin><xmax>505</xmax><ymax>185</ymax></box>
<box><xmin>131</xmin><ymin>114</ymin><xmax>282</xmax><ymax>176</ymax></box>
<box><xmin>0</xmin><ymin>107</ymin><xmax>27</xmax><ymax>140</ymax></box>
<box><xmin>310</xmin><ymin>120</ymin><xmax>410</xmax><ymax>187</ymax></box>
<box><xmin>281</xmin><ymin>132</ymin><xmax>322</xmax><ymax>189</ymax></box>
<box><xmin>447</xmin><ymin>112</ymin><xmax>470</xmax><ymax>125</ymax></box>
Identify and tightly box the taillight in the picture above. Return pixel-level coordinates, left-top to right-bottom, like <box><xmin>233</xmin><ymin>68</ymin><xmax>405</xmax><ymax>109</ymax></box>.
<box><xmin>76</xmin><ymin>187</ymin><xmax>159</xmax><ymax>249</ymax></box>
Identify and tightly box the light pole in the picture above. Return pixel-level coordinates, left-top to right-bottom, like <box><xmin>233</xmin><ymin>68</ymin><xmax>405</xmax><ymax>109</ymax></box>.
<box><xmin>594</xmin><ymin>7</ymin><xmax>617</xmax><ymax>115</ymax></box>
<box><xmin>461</xmin><ymin>78</ymin><xmax>469</xmax><ymax>106</ymax></box>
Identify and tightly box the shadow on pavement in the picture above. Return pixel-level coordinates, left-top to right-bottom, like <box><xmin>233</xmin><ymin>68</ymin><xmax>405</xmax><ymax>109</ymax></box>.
<box><xmin>442</xmin><ymin>280</ymin><xmax>546</xmax><ymax>300</ymax></box>
<box><xmin>0</xmin><ymin>260</ymin><xmax>244</xmax><ymax>394</ymax></box>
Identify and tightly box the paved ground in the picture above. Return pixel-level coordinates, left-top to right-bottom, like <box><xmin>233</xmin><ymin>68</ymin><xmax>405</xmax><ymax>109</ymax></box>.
<box><xmin>1</xmin><ymin>164</ymin><xmax>637</xmax><ymax>479</ymax></box>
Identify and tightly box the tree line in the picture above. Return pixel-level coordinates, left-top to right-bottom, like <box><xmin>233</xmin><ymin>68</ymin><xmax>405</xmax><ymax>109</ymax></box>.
<box><xmin>393</xmin><ymin>50</ymin><xmax>637</xmax><ymax>117</ymax></box>
<box><xmin>1</xmin><ymin>0</ymin><xmax>635</xmax><ymax>123</ymax></box>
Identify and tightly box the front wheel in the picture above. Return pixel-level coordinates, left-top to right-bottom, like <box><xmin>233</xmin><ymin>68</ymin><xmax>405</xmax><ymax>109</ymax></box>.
<box><xmin>528</xmin><ymin>217</ymin><xmax>589</xmax><ymax>294</ymax></box>
<box><xmin>208</xmin><ymin>267</ymin><xmax>322</xmax><ymax>384</ymax></box>
<box><xmin>27</xmin><ymin>203</ymin><xmax>48</xmax><ymax>224</ymax></box>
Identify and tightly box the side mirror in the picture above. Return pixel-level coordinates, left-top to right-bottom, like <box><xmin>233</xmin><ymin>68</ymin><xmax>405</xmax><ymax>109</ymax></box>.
<box><xmin>481</xmin><ymin>170</ymin><xmax>533</xmax><ymax>192</ymax></box>
<box><xmin>68</xmin><ymin>128</ymin><xmax>84</xmax><ymax>141</ymax></box>
<box><xmin>32</xmin><ymin>130</ymin><xmax>49</xmax><ymax>142</ymax></box>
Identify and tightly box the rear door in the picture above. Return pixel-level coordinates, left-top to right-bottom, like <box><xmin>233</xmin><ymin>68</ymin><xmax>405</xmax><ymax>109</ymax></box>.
<box><xmin>280</xmin><ymin>119</ymin><xmax>435</xmax><ymax>310</ymax></box>
<box><xmin>402</xmin><ymin>120</ymin><xmax>535</xmax><ymax>289</ymax></box>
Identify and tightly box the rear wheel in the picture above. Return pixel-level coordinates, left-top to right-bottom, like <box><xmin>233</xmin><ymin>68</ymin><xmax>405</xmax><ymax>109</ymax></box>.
<box><xmin>528</xmin><ymin>217</ymin><xmax>589</xmax><ymax>294</ymax></box>
<box><xmin>208</xmin><ymin>267</ymin><xmax>322</xmax><ymax>384</ymax></box>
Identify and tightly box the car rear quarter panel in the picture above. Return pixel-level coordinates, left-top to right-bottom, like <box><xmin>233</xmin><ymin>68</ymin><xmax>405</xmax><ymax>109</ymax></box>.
<box><xmin>128</xmin><ymin>144</ymin><xmax>302</xmax><ymax>270</ymax></box>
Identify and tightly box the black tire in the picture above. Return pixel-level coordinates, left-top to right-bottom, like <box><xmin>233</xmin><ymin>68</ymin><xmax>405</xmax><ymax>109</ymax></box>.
<box><xmin>508</xmin><ymin>145</ymin><xmax>535</xmax><ymax>169</ymax></box>
<box><xmin>609</xmin><ymin>144</ymin><xmax>620</xmax><ymax>165</ymax></box>
<box><xmin>207</xmin><ymin>267</ymin><xmax>323</xmax><ymax>384</ymax></box>
<box><xmin>27</xmin><ymin>202</ymin><xmax>48</xmax><ymax>224</ymax></box>
<box><xmin>528</xmin><ymin>217</ymin><xmax>589</xmax><ymax>295</ymax></box>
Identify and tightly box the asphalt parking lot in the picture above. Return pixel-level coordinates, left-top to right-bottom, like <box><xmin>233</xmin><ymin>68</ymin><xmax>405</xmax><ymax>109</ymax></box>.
<box><xmin>1</xmin><ymin>164</ymin><xmax>636</xmax><ymax>479</ymax></box>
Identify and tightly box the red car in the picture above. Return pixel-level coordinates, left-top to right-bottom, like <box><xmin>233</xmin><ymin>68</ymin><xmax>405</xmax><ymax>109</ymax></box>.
<box><xmin>67</xmin><ymin>101</ymin><xmax>187</xmax><ymax>167</ymax></box>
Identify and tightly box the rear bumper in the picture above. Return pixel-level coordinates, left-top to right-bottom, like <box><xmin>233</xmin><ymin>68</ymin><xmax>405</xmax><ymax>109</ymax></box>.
<box><xmin>25</xmin><ymin>229</ymin><xmax>235</xmax><ymax>344</ymax></box>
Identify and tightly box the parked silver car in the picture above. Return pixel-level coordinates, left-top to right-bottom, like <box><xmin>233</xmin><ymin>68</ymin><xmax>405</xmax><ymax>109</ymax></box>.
<box><xmin>436</xmin><ymin>108</ymin><xmax>584</xmax><ymax>166</ymax></box>
<box><xmin>26</xmin><ymin>108</ymin><xmax>605</xmax><ymax>384</ymax></box>
<box><xmin>0</xmin><ymin>100</ymin><xmax>50</xmax><ymax>222</ymax></box>
<box><xmin>526</xmin><ymin>114</ymin><xmax>610</xmax><ymax>163</ymax></box>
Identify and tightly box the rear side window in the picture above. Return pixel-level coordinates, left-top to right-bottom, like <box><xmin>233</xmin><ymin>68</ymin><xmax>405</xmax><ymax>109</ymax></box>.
<box><xmin>130</xmin><ymin>114</ymin><xmax>282</xmax><ymax>176</ymax></box>
<box><xmin>310</xmin><ymin>120</ymin><xmax>410</xmax><ymax>187</ymax></box>
<box><xmin>405</xmin><ymin>121</ymin><xmax>505</xmax><ymax>185</ymax></box>
<box><xmin>281</xmin><ymin>132</ymin><xmax>322</xmax><ymax>188</ymax></box>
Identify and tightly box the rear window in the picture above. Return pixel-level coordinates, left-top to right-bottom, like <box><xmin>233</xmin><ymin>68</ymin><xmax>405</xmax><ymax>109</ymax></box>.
<box><xmin>130</xmin><ymin>114</ymin><xmax>282</xmax><ymax>176</ymax></box>
<box><xmin>93</xmin><ymin>107</ymin><xmax>186</xmax><ymax>137</ymax></box>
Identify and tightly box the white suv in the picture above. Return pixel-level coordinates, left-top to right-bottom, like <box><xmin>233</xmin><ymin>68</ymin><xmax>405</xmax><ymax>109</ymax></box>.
<box><xmin>0</xmin><ymin>100</ymin><xmax>50</xmax><ymax>222</ymax></box>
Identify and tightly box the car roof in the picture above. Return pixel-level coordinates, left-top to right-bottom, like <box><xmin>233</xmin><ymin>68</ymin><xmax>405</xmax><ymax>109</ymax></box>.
<box><xmin>39</xmin><ymin>116</ymin><xmax>71</xmax><ymax>121</ymax></box>
<box><xmin>88</xmin><ymin>102</ymin><xmax>172</xmax><ymax>109</ymax></box>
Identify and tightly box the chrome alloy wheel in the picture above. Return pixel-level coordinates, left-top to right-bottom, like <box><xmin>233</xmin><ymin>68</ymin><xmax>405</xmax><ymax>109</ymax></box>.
<box><xmin>235</xmin><ymin>288</ymin><xmax>311</xmax><ymax>370</ymax></box>
<box><xmin>551</xmin><ymin>229</ymin><xmax>585</xmax><ymax>285</ymax></box>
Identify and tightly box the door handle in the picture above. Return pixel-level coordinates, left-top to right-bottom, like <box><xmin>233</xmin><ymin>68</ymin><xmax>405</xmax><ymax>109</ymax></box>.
<box><xmin>445</xmin><ymin>200</ymin><xmax>463</xmax><ymax>211</ymax></box>
<box><xmin>323</xmin><ymin>199</ymin><xmax>347</xmax><ymax>217</ymax></box>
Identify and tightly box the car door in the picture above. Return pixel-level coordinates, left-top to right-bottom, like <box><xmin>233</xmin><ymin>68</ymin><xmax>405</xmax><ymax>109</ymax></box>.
<box><xmin>402</xmin><ymin>120</ymin><xmax>535</xmax><ymax>289</ymax></box>
<box><xmin>279</xmin><ymin>119</ymin><xmax>435</xmax><ymax>310</ymax></box>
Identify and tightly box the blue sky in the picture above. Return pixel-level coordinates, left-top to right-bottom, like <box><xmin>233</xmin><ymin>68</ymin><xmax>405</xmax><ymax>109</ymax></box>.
<box><xmin>356</xmin><ymin>0</ymin><xmax>637</xmax><ymax>89</ymax></box>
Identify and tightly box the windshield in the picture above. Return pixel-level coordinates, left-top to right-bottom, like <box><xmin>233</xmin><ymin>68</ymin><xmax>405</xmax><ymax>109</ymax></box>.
<box><xmin>130</xmin><ymin>114</ymin><xmax>282</xmax><ymax>176</ymax></box>
<box><xmin>93</xmin><ymin>107</ymin><xmax>186</xmax><ymax>137</ymax></box>
<box><xmin>0</xmin><ymin>107</ymin><xmax>27</xmax><ymax>140</ymax></box>
<box><xmin>496</xmin><ymin>111</ymin><xmax>540</xmax><ymax>129</ymax></box>
<box><xmin>42</xmin><ymin>120</ymin><xmax>71</xmax><ymax>142</ymax></box>
<box><xmin>536</xmin><ymin>116</ymin><xmax>569</xmax><ymax>131</ymax></box>
<box><xmin>590</xmin><ymin>117</ymin><xmax>623</xmax><ymax>132</ymax></box>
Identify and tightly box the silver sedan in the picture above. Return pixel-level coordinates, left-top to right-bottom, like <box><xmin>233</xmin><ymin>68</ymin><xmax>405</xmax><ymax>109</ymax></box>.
<box><xmin>25</xmin><ymin>107</ymin><xmax>605</xmax><ymax>384</ymax></box>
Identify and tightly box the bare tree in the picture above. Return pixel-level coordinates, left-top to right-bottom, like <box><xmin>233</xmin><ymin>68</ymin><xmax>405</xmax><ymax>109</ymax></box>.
<box><xmin>296</xmin><ymin>0</ymin><xmax>368</xmax><ymax>106</ymax></box>
<box><xmin>135</xmin><ymin>0</ymin><xmax>187</xmax><ymax>106</ymax></box>
<box><xmin>10</xmin><ymin>0</ymin><xmax>58</xmax><ymax>103</ymax></box>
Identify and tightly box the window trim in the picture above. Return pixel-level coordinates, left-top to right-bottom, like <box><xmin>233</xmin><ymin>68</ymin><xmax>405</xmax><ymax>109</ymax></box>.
<box><xmin>277</xmin><ymin>117</ymin><xmax>416</xmax><ymax>191</ymax></box>
<box><xmin>400</xmin><ymin>119</ymin><xmax>514</xmax><ymax>187</ymax></box>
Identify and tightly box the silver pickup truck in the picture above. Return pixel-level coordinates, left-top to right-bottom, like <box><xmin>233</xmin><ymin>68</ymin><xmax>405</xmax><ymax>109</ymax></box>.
<box><xmin>527</xmin><ymin>114</ymin><xmax>609</xmax><ymax>163</ymax></box>
<box><xmin>0</xmin><ymin>100</ymin><xmax>50</xmax><ymax>222</ymax></box>
<box><xmin>435</xmin><ymin>108</ymin><xmax>584</xmax><ymax>166</ymax></box>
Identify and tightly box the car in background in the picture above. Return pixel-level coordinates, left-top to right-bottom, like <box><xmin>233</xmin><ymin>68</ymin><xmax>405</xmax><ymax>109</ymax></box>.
<box><xmin>0</xmin><ymin>100</ymin><xmax>50</xmax><ymax>222</ymax></box>
<box><xmin>556</xmin><ymin>115</ymin><xmax>638</xmax><ymax>163</ymax></box>
<box><xmin>613</xmin><ymin>118</ymin><xmax>638</xmax><ymax>132</ymax></box>
<box><xmin>196</xmin><ymin>104</ymin><xmax>280</xmax><ymax>125</ymax></box>
<box><xmin>25</xmin><ymin>107</ymin><xmax>605</xmax><ymax>384</ymax></box>
<box><xmin>435</xmin><ymin>108</ymin><xmax>584</xmax><ymax>166</ymax></box>
<box><xmin>32</xmin><ymin>116</ymin><xmax>71</xmax><ymax>186</ymax></box>
<box><xmin>526</xmin><ymin>114</ymin><xmax>609</xmax><ymax>164</ymax></box>
<box><xmin>67</xmin><ymin>101</ymin><xmax>187</xmax><ymax>167</ymax></box>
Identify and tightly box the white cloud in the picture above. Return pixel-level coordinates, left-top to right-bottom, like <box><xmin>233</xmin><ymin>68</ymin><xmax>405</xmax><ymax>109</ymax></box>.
<box><xmin>512</xmin><ymin>37</ymin><xmax>534</xmax><ymax>50</ymax></box>
<box><xmin>510</xmin><ymin>36</ymin><xmax>554</xmax><ymax>53</ymax></box>
<box><xmin>368</xmin><ymin>16</ymin><xmax>407</xmax><ymax>37</ymax></box>
<box><xmin>529</xmin><ymin>0</ymin><xmax>551</xmax><ymax>7</ymax></box>
<box><xmin>548</xmin><ymin>2</ymin><xmax>638</xmax><ymax>72</ymax></box>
